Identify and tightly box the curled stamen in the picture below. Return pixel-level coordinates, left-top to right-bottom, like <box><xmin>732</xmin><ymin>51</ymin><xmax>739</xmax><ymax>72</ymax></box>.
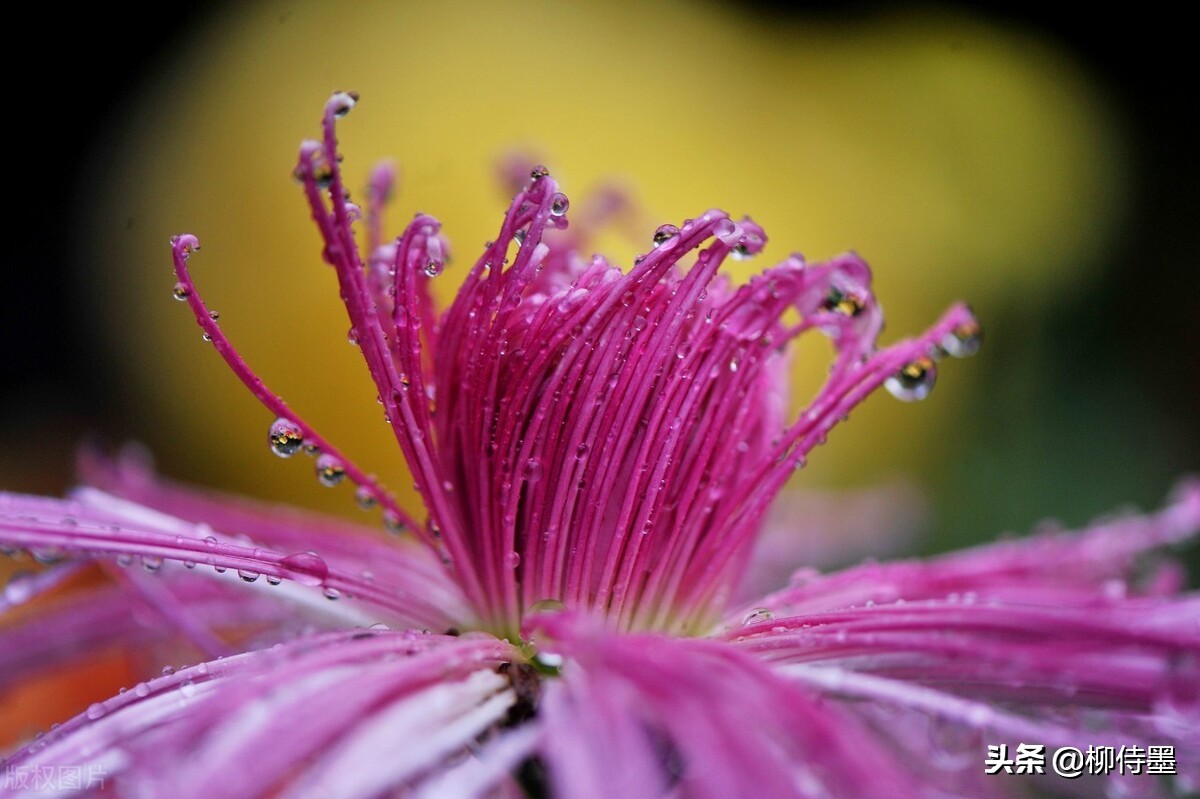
<box><xmin>168</xmin><ymin>236</ymin><xmax>422</xmax><ymax>538</ymax></box>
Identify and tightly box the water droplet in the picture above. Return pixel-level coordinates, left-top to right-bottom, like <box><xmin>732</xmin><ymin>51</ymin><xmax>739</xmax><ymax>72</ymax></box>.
<box><xmin>714</xmin><ymin>218</ymin><xmax>744</xmax><ymax>248</ymax></box>
<box><xmin>528</xmin><ymin>598</ymin><xmax>566</xmax><ymax>614</ymax></box>
<box><xmin>354</xmin><ymin>486</ymin><xmax>377</xmax><ymax>510</ymax></box>
<box><xmin>347</xmin><ymin>327</ymin><xmax>359</xmax><ymax>346</ymax></box>
<box><xmin>4</xmin><ymin>571</ymin><xmax>34</xmax><ymax>604</ymax></box>
<box><xmin>172</xmin><ymin>282</ymin><xmax>190</xmax><ymax>301</ymax></box>
<box><xmin>550</xmin><ymin>192</ymin><xmax>569</xmax><ymax>217</ymax></box>
<box><xmin>134</xmin><ymin>683</ymin><xmax>151</xmax><ymax>698</ymax></box>
<box><xmin>208</xmin><ymin>310</ymin><xmax>220</xmax><ymax>322</ymax></box>
<box><xmin>885</xmin><ymin>356</ymin><xmax>937</xmax><ymax>402</ymax></box>
<box><xmin>653</xmin><ymin>224</ymin><xmax>680</xmax><ymax>247</ymax></box>
<box><xmin>575</xmin><ymin>443</ymin><xmax>589</xmax><ymax>459</ymax></box>
<box><xmin>279</xmin><ymin>551</ymin><xmax>329</xmax><ymax>586</ymax></box>
<box><xmin>238</xmin><ymin>569</ymin><xmax>260</xmax><ymax>583</ymax></box>
<box><xmin>513</xmin><ymin>228</ymin><xmax>527</xmax><ymax>248</ymax></box>
<box><xmin>332</xmin><ymin>90</ymin><xmax>358</xmax><ymax>117</ymax></box>
<box><xmin>522</xmin><ymin>459</ymin><xmax>543</xmax><ymax>483</ymax></box>
<box><xmin>941</xmin><ymin>320</ymin><xmax>983</xmax><ymax>358</ymax></box>
<box><xmin>142</xmin><ymin>555</ymin><xmax>163</xmax><ymax>573</ymax></box>
<box><xmin>323</xmin><ymin>586</ymin><xmax>342</xmax><ymax>600</ymax></box>
<box><xmin>265</xmin><ymin>574</ymin><xmax>282</xmax><ymax>586</ymax></box>
<box><xmin>529</xmin><ymin>165</ymin><xmax>550</xmax><ymax>183</ymax></box>
<box><xmin>821</xmin><ymin>287</ymin><xmax>865</xmax><ymax>317</ymax></box>
<box><xmin>383</xmin><ymin>512</ymin><xmax>407</xmax><ymax>535</ymax></box>
<box><xmin>742</xmin><ymin>607</ymin><xmax>774</xmax><ymax>626</ymax></box>
<box><xmin>530</xmin><ymin>651</ymin><xmax>564</xmax><ymax>676</ymax></box>
<box><xmin>86</xmin><ymin>703</ymin><xmax>106</xmax><ymax>720</ymax></box>
<box><xmin>315</xmin><ymin>454</ymin><xmax>346</xmax><ymax>487</ymax></box>
<box><xmin>267</xmin><ymin>417</ymin><xmax>304</xmax><ymax>458</ymax></box>
<box><xmin>201</xmin><ymin>332</ymin><xmax>213</xmax><ymax>343</ymax></box>
<box><xmin>504</xmin><ymin>551</ymin><xmax>521</xmax><ymax>569</ymax></box>
<box><xmin>423</xmin><ymin>258</ymin><xmax>444</xmax><ymax>277</ymax></box>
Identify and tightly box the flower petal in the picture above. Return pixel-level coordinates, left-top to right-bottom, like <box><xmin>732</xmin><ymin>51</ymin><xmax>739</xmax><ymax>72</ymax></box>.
<box><xmin>530</xmin><ymin>615</ymin><xmax>921</xmax><ymax>798</ymax></box>
<box><xmin>3</xmin><ymin>630</ymin><xmax>516</xmax><ymax>798</ymax></box>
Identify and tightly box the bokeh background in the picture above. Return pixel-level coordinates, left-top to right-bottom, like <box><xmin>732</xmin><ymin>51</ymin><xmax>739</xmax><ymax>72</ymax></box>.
<box><xmin>2</xmin><ymin>0</ymin><xmax>1197</xmax><ymax>744</ymax></box>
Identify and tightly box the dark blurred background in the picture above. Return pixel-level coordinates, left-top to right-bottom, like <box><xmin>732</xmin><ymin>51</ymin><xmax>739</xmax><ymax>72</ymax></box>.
<box><xmin>1</xmin><ymin>1</ymin><xmax>1196</xmax><ymax>556</ymax></box>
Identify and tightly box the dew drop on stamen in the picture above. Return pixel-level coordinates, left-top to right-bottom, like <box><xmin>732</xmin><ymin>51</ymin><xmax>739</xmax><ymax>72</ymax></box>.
<box><xmin>941</xmin><ymin>320</ymin><xmax>983</xmax><ymax>358</ymax></box>
<box><xmin>713</xmin><ymin>218</ymin><xmax>740</xmax><ymax>246</ymax></box>
<box><xmin>522</xmin><ymin>458</ymin><xmax>543</xmax><ymax>483</ymax></box>
<box><xmin>86</xmin><ymin>703</ymin><xmax>106</xmax><ymax>721</ymax></box>
<box><xmin>142</xmin><ymin>555</ymin><xmax>163</xmax><ymax>573</ymax></box>
<box><xmin>550</xmin><ymin>192</ymin><xmax>569</xmax><ymax>217</ymax></box>
<box><xmin>332</xmin><ymin>90</ymin><xmax>358</xmax><ymax>117</ymax></box>
<box><xmin>383</xmin><ymin>512</ymin><xmax>407</xmax><ymax>535</ymax></box>
<box><xmin>821</xmin><ymin>287</ymin><xmax>865</xmax><ymax>318</ymax></box>
<box><xmin>238</xmin><ymin>569</ymin><xmax>260</xmax><ymax>583</ymax></box>
<box><xmin>885</xmin><ymin>356</ymin><xmax>937</xmax><ymax>402</ymax></box>
<box><xmin>423</xmin><ymin>258</ymin><xmax>444</xmax><ymax>277</ymax></box>
<box><xmin>172</xmin><ymin>282</ymin><xmax>190</xmax><ymax>301</ymax></box>
<box><xmin>323</xmin><ymin>586</ymin><xmax>342</xmax><ymax>600</ymax></box>
<box><xmin>354</xmin><ymin>486</ymin><xmax>377</xmax><ymax>510</ymax></box>
<box><xmin>315</xmin><ymin>454</ymin><xmax>347</xmax><ymax>487</ymax></box>
<box><xmin>279</xmin><ymin>551</ymin><xmax>329</xmax><ymax>586</ymax></box>
<box><xmin>267</xmin><ymin>417</ymin><xmax>305</xmax><ymax>458</ymax></box>
<box><xmin>653</xmin><ymin>224</ymin><xmax>680</xmax><ymax>247</ymax></box>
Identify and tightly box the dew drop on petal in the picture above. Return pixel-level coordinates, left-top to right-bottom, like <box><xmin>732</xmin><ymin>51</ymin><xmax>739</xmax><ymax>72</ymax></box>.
<box><xmin>315</xmin><ymin>454</ymin><xmax>347</xmax><ymax>487</ymax></box>
<box><xmin>885</xmin><ymin>357</ymin><xmax>937</xmax><ymax>402</ymax></box>
<box><xmin>267</xmin><ymin>417</ymin><xmax>304</xmax><ymax>458</ymax></box>
<box><xmin>279</xmin><ymin>551</ymin><xmax>329</xmax><ymax>586</ymax></box>
<box><xmin>742</xmin><ymin>607</ymin><xmax>774</xmax><ymax>626</ymax></box>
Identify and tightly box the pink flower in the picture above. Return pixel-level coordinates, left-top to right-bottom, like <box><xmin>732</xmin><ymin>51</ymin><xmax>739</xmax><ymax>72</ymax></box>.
<box><xmin>2</xmin><ymin>92</ymin><xmax>1198</xmax><ymax>798</ymax></box>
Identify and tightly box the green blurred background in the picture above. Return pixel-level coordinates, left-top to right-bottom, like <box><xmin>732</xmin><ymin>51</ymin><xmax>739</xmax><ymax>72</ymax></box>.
<box><xmin>1</xmin><ymin>0</ymin><xmax>1196</xmax><ymax>560</ymax></box>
